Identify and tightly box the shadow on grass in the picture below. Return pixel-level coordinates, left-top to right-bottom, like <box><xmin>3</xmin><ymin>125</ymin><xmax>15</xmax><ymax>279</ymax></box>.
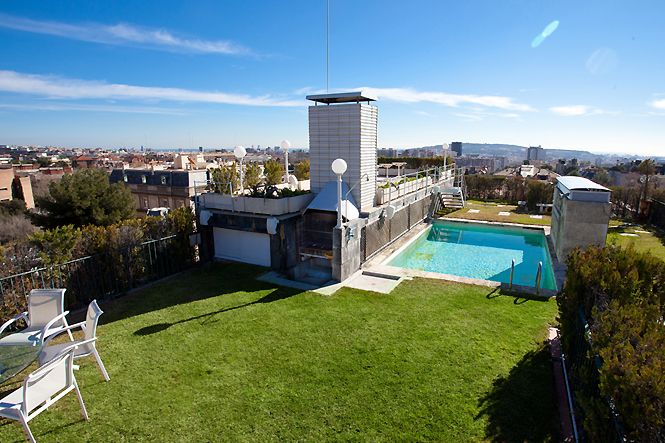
<box><xmin>133</xmin><ymin>285</ymin><xmax>300</xmax><ymax>336</ymax></box>
<box><xmin>476</xmin><ymin>346</ymin><xmax>559</xmax><ymax>442</ymax></box>
<box><xmin>97</xmin><ymin>262</ymin><xmax>302</xmax><ymax>326</ymax></box>
<box><xmin>485</xmin><ymin>287</ymin><xmax>552</xmax><ymax>304</ymax></box>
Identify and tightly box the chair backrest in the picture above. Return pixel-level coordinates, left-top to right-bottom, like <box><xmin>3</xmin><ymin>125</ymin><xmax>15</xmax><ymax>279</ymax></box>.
<box><xmin>81</xmin><ymin>300</ymin><xmax>103</xmax><ymax>353</ymax></box>
<box><xmin>22</xmin><ymin>349</ymin><xmax>74</xmax><ymax>415</ymax></box>
<box><xmin>28</xmin><ymin>289</ymin><xmax>66</xmax><ymax>329</ymax></box>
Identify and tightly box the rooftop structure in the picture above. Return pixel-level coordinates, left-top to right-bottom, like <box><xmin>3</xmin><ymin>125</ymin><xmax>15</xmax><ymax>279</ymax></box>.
<box><xmin>306</xmin><ymin>91</ymin><xmax>377</xmax><ymax>104</ymax></box>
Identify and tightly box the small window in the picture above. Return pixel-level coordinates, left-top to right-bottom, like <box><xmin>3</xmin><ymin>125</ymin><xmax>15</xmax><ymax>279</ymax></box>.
<box><xmin>160</xmin><ymin>176</ymin><xmax>167</xmax><ymax>185</ymax></box>
<box><xmin>141</xmin><ymin>175</ymin><xmax>146</xmax><ymax>184</ymax></box>
<box><xmin>123</xmin><ymin>174</ymin><xmax>128</xmax><ymax>182</ymax></box>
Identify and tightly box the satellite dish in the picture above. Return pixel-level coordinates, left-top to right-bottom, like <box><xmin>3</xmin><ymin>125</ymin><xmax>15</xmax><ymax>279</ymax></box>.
<box><xmin>288</xmin><ymin>175</ymin><xmax>298</xmax><ymax>189</ymax></box>
<box><xmin>266</xmin><ymin>217</ymin><xmax>279</xmax><ymax>235</ymax></box>
<box><xmin>385</xmin><ymin>205</ymin><xmax>396</xmax><ymax>220</ymax></box>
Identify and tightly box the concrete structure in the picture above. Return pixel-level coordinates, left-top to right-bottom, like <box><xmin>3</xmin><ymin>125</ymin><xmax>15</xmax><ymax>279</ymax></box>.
<box><xmin>307</xmin><ymin>91</ymin><xmax>378</xmax><ymax>210</ymax></box>
<box><xmin>0</xmin><ymin>167</ymin><xmax>12</xmax><ymax>202</ymax></box>
<box><xmin>451</xmin><ymin>142</ymin><xmax>463</xmax><ymax>157</ymax></box>
<box><xmin>110</xmin><ymin>168</ymin><xmax>208</xmax><ymax>216</ymax></box>
<box><xmin>527</xmin><ymin>146</ymin><xmax>544</xmax><ymax>162</ymax></box>
<box><xmin>550</xmin><ymin>176</ymin><xmax>611</xmax><ymax>262</ymax></box>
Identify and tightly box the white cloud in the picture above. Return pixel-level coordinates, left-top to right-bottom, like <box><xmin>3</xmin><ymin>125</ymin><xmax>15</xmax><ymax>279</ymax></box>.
<box><xmin>0</xmin><ymin>13</ymin><xmax>251</xmax><ymax>55</ymax></box>
<box><xmin>651</xmin><ymin>99</ymin><xmax>665</xmax><ymax>110</ymax></box>
<box><xmin>549</xmin><ymin>105</ymin><xmax>608</xmax><ymax>116</ymax></box>
<box><xmin>0</xmin><ymin>102</ymin><xmax>188</xmax><ymax>115</ymax></box>
<box><xmin>361</xmin><ymin>87</ymin><xmax>534</xmax><ymax>112</ymax></box>
<box><xmin>0</xmin><ymin>70</ymin><xmax>302</xmax><ymax>107</ymax></box>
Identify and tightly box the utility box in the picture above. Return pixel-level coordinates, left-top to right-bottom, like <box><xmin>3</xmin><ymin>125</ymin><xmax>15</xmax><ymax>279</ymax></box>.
<box><xmin>550</xmin><ymin>176</ymin><xmax>612</xmax><ymax>262</ymax></box>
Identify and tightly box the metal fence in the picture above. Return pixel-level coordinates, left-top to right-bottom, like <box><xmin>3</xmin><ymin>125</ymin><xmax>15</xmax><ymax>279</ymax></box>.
<box><xmin>0</xmin><ymin>233</ymin><xmax>200</xmax><ymax>317</ymax></box>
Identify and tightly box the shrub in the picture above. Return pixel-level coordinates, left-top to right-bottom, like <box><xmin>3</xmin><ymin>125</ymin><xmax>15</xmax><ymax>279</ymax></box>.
<box><xmin>558</xmin><ymin>245</ymin><xmax>665</xmax><ymax>441</ymax></box>
<box><xmin>294</xmin><ymin>159</ymin><xmax>310</xmax><ymax>180</ymax></box>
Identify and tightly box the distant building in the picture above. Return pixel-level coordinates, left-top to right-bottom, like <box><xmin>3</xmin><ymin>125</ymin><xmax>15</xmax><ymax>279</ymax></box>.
<box><xmin>0</xmin><ymin>166</ymin><xmax>35</xmax><ymax>208</ymax></box>
<box><xmin>110</xmin><ymin>168</ymin><xmax>208</xmax><ymax>216</ymax></box>
<box><xmin>451</xmin><ymin>142</ymin><xmax>463</xmax><ymax>157</ymax></box>
<box><xmin>456</xmin><ymin>156</ymin><xmax>497</xmax><ymax>173</ymax></box>
<box><xmin>377</xmin><ymin>148</ymin><xmax>399</xmax><ymax>158</ymax></box>
<box><xmin>527</xmin><ymin>146</ymin><xmax>544</xmax><ymax>162</ymax></box>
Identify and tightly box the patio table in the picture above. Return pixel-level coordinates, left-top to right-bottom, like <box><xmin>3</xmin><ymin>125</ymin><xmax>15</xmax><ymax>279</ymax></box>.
<box><xmin>0</xmin><ymin>334</ymin><xmax>43</xmax><ymax>385</ymax></box>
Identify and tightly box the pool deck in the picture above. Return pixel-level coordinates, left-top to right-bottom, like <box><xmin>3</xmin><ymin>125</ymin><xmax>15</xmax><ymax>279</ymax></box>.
<box><xmin>361</xmin><ymin>217</ymin><xmax>566</xmax><ymax>297</ymax></box>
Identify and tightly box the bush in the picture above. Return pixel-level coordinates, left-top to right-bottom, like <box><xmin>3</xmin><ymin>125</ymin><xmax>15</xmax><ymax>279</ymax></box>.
<box><xmin>294</xmin><ymin>159</ymin><xmax>310</xmax><ymax>180</ymax></box>
<box><xmin>377</xmin><ymin>156</ymin><xmax>454</xmax><ymax>169</ymax></box>
<box><xmin>558</xmin><ymin>245</ymin><xmax>665</xmax><ymax>441</ymax></box>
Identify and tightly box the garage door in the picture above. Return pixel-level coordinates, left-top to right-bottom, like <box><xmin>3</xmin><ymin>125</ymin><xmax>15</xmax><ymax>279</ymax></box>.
<box><xmin>213</xmin><ymin>228</ymin><xmax>271</xmax><ymax>267</ymax></box>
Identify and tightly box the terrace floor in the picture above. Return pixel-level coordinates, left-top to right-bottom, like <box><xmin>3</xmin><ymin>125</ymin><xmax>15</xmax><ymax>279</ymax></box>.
<box><xmin>0</xmin><ymin>263</ymin><xmax>559</xmax><ymax>442</ymax></box>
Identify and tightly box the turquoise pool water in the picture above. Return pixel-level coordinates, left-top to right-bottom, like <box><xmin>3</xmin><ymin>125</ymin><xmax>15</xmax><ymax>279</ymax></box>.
<box><xmin>389</xmin><ymin>221</ymin><xmax>557</xmax><ymax>290</ymax></box>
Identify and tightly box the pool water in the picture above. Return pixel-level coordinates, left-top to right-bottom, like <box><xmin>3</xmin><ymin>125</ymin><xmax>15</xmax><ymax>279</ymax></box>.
<box><xmin>389</xmin><ymin>221</ymin><xmax>557</xmax><ymax>290</ymax></box>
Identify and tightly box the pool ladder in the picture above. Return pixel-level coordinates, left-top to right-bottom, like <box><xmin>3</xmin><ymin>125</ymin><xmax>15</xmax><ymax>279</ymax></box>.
<box><xmin>509</xmin><ymin>260</ymin><xmax>543</xmax><ymax>294</ymax></box>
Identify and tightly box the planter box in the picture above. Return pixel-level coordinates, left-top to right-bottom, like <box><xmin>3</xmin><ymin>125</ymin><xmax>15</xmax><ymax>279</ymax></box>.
<box><xmin>201</xmin><ymin>192</ymin><xmax>314</xmax><ymax>216</ymax></box>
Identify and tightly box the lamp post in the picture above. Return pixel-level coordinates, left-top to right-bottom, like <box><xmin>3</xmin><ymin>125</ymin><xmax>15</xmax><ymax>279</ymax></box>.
<box><xmin>331</xmin><ymin>158</ymin><xmax>347</xmax><ymax>228</ymax></box>
<box><xmin>234</xmin><ymin>145</ymin><xmax>246</xmax><ymax>194</ymax></box>
<box><xmin>280</xmin><ymin>139</ymin><xmax>291</xmax><ymax>184</ymax></box>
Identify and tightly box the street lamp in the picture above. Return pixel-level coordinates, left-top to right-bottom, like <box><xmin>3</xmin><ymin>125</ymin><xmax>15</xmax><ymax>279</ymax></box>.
<box><xmin>331</xmin><ymin>158</ymin><xmax>347</xmax><ymax>228</ymax></box>
<box><xmin>234</xmin><ymin>145</ymin><xmax>246</xmax><ymax>194</ymax></box>
<box><xmin>280</xmin><ymin>139</ymin><xmax>291</xmax><ymax>185</ymax></box>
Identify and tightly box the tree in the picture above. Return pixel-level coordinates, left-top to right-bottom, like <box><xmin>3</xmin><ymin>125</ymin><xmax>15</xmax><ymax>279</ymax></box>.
<box><xmin>244</xmin><ymin>162</ymin><xmax>262</xmax><ymax>195</ymax></box>
<box><xmin>294</xmin><ymin>159</ymin><xmax>310</xmax><ymax>180</ymax></box>
<box><xmin>593</xmin><ymin>168</ymin><xmax>611</xmax><ymax>187</ymax></box>
<box><xmin>211</xmin><ymin>164</ymin><xmax>239</xmax><ymax>194</ymax></box>
<box><xmin>525</xmin><ymin>180</ymin><xmax>553</xmax><ymax>211</ymax></box>
<box><xmin>263</xmin><ymin>159</ymin><xmax>284</xmax><ymax>186</ymax></box>
<box><xmin>29</xmin><ymin>225</ymin><xmax>80</xmax><ymax>266</ymax></box>
<box><xmin>33</xmin><ymin>169</ymin><xmax>135</xmax><ymax>228</ymax></box>
<box><xmin>637</xmin><ymin>158</ymin><xmax>656</xmax><ymax>202</ymax></box>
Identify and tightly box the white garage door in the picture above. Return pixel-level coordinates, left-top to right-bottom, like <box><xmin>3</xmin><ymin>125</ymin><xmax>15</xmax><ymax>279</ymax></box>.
<box><xmin>213</xmin><ymin>228</ymin><xmax>271</xmax><ymax>267</ymax></box>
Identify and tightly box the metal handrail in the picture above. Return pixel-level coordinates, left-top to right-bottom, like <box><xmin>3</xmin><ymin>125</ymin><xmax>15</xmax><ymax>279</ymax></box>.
<box><xmin>509</xmin><ymin>259</ymin><xmax>515</xmax><ymax>289</ymax></box>
<box><xmin>535</xmin><ymin>261</ymin><xmax>543</xmax><ymax>294</ymax></box>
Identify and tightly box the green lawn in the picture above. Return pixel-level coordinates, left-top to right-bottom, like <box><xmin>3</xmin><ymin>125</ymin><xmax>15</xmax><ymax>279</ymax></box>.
<box><xmin>0</xmin><ymin>264</ymin><xmax>559</xmax><ymax>442</ymax></box>
<box><xmin>446</xmin><ymin>200</ymin><xmax>552</xmax><ymax>226</ymax></box>
<box><xmin>607</xmin><ymin>225</ymin><xmax>665</xmax><ymax>261</ymax></box>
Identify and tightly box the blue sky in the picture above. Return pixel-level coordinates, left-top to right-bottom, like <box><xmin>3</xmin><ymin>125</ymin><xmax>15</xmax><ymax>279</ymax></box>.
<box><xmin>0</xmin><ymin>1</ymin><xmax>663</xmax><ymax>155</ymax></box>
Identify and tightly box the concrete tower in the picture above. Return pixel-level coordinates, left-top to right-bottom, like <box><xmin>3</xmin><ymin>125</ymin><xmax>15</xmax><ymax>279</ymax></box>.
<box><xmin>307</xmin><ymin>91</ymin><xmax>378</xmax><ymax>210</ymax></box>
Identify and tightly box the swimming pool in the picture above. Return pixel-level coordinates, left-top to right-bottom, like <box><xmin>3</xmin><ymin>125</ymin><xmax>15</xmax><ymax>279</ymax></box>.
<box><xmin>388</xmin><ymin>220</ymin><xmax>557</xmax><ymax>290</ymax></box>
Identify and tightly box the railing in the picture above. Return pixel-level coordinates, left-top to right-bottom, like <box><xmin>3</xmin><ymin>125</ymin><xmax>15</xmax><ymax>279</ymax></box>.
<box><xmin>535</xmin><ymin>261</ymin><xmax>543</xmax><ymax>294</ymax></box>
<box><xmin>509</xmin><ymin>259</ymin><xmax>515</xmax><ymax>289</ymax></box>
<box><xmin>376</xmin><ymin>165</ymin><xmax>457</xmax><ymax>205</ymax></box>
<box><xmin>0</xmin><ymin>233</ymin><xmax>200</xmax><ymax>317</ymax></box>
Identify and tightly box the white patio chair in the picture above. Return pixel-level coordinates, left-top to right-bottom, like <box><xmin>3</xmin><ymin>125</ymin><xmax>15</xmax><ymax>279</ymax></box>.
<box><xmin>38</xmin><ymin>300</ymin><xmax>110</xmax><ymax>382</ymax></box>
<box><xmin>0</xmin><ymin>347</ymin><xmax>88</xmax><ymax>443</ymax></box>
<box><xmin>0</xmin><ymin>289</ymin><xmax>74</xmax><ymax>346</ymax></box>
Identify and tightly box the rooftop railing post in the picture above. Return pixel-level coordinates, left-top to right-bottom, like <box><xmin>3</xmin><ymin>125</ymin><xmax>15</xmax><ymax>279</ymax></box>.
<box><xmin>510</xmin><ymin>259</ymin><xmax>515</xmax><ymax>289</ymax></box>
<box><xmin>535</xmin><ymin>261</ymin><xmax>543</xmax><ymax>294</ymax></box>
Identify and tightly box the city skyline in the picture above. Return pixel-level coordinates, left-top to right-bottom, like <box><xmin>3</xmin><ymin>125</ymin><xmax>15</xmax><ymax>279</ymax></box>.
<box><xmin>0</xmin><ymin>1</ymin><xmax>664</xmax><ymax>155</ymax></box>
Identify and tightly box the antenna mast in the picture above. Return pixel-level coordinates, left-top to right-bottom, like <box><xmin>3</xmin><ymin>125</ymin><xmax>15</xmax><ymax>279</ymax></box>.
<box><xmin>326</xmin><ymin>0</ymin><xmax>330</xmax><ymax>92</ymax></box>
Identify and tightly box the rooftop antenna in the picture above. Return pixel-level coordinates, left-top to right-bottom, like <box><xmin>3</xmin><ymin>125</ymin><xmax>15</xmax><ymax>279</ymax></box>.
<box><xmin>326</xmin><ymin>0</ymin><xmax>330</xmax><ymax>92</ymax></box>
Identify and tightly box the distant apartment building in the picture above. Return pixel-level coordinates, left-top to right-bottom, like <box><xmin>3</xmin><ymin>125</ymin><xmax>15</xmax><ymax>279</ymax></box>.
<box><xmin>0</xmin><ymin>166</ymin><xmax>35</xmax><ymax>208</ymax></box>
<box><xmin>110</xmin><ymin>168</ymin><xmax>208</xmax><ymax>216</ymax></box>
<box><xmin>451</xmin><ymin>142</ymin><xmax>463</xmax><ymax>157</ymax></box>
<box><xmin>377</xmin><ymin>148</ymin><xmax>399</xmax><ymax>158</ymax></box>
<box><xmin>527</xmin><ymin>146</ymin><xmax>544</xmax><ymax>162</ymax></box>
<box><xmin>455</xmin><ymin>156</ymin><xmax>497</xmax><ymax>173</ymax></box>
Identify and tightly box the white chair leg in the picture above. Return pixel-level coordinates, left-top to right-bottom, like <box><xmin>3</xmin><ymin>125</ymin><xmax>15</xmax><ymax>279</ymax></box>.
<box><xmin>66</xmin><ymin>329</ymin><xmax>75</xmax><ymax>341</ymax></box>
<box><xmin>74</xmin><ymin>380</ymin><xmax>89</xmax><ymax>421</ymax></box>
<box><xmin>92</xmin><ymin>349</ymin><xmax>110</xmax><ymax>382</ymax></box>
<box><xmin>19</xmin><ymin>415</ymin><xmax>36</xmax><ymax>443</ymax></box>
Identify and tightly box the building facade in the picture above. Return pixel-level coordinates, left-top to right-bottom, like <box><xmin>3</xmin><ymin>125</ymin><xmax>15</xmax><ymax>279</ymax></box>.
<box><xmin>527</xmin><ymin>146</ymin><xmax>544</xmax><ymax>162</ymax></box>
<box><xmin>110</xmin><ymin>168</ymin><xmax>208</xmax><ymax>216</ymax></box>
<box><xmin>451</xmin><ymin>142</ymin><xmax>463</xmax><ymax>157</ymax></box>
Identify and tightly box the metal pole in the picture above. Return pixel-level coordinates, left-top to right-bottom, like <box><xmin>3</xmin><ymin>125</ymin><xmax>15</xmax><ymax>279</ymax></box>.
<box><xmin>536</xmin><ymin>261</ymin><xmax>543</xmax><ymax>294</ymax></box>
<box><xmin>336</xmin><ymin>174</ymin><xmax>343</xmax><ymax>228</ymax></box>
<box><xmin>239</xmin><ymin>157</ymin><xmax>244</xmax><ymax>194</ymax></box>
<box><xmin>510</xmin><ymin>259</ymin><xmax>515</xmax><ymax>289</ymax></box>
<box><xmin>284</xmin><ymin>150</ymin><xmax>289</xmax><ymax>185</ymax></box>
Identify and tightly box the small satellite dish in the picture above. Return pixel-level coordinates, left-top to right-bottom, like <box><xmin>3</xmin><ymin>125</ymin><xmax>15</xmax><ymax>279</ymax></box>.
<box><xmin>266</xmin><ymin>217</ymin><xmax>279</xmax><ymax>235</ymax></box>
<box><xmin>288</xmin><ymin>175</ymin><xmax>299</xmax><ymax>189</ymax></box>
<box><xmin>385</xmin><ymin>205</ymin><xmax>396</xmax><ymax>220</ymax></box>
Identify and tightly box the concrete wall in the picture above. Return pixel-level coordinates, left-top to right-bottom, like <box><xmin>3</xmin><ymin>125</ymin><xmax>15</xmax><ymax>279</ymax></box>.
<box><xmin>332</xmin><ymin>218</ymin><xmax>364</xmax><ymax>282</ymax></box>
<box><xmin>309</xmin><ymin>103</ymin><xmax>378</xmax><ymax>210</ymax></box>
<box><xmin>0</xmin><ymin>167</ymin><xmax>12</xmax><ymax>201</ymax></box>
<box><xmin>551</xmin><ymin>189</ymin><xmax>611</xmax><ymax>262</ymax></box>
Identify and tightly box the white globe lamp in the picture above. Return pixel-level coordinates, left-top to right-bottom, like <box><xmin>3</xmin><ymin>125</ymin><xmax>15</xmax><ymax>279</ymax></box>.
<box><xmin>331</xmin><ymin>158</ymin><xmax>347</xmax><ymax>228</ymax></box>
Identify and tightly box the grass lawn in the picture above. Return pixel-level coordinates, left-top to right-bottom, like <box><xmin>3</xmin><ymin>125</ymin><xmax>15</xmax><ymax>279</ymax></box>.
<box><xmin>607</xmin><ymin>225</ymin><xmax>665</xmax><ymax>261</ymax></box>
<box><xmin>0</xmin><ymin>264</ymin><xmax>559</xmax><ymax>442</ymax></box>
<box><xmin>446</xmin><ymin>200</ymin><xmax>551</xmax><ymax>226</ymax></box>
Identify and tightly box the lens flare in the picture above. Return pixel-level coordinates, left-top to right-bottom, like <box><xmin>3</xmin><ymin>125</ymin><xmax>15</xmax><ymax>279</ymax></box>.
<box><xmin>531</xmin><ymin>20</ymin><xmax>559</xmax><ymax>48</ymax></box>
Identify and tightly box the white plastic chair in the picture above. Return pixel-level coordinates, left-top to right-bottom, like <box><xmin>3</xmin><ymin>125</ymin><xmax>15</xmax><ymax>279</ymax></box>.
<box><xmin>0</xmin><ymin>289</ymin><xmax>73</xmax><ymax>346</ymax></box>
<box><xmin>38</xmin><ymin>300</ymin><xmax>110</xmax><ymax>382</ymax></box>
<box><xmin>0</xmin><ymin>347</ymin><xmax>88</xmax><ymax>443</ymax></box>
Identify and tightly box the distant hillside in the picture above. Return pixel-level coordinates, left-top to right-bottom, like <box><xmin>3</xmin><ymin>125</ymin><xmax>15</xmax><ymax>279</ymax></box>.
<box><xmin>460</xmin><ymin>143</ymin><xmax>599</xmax><ymax>161</ymax></box>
